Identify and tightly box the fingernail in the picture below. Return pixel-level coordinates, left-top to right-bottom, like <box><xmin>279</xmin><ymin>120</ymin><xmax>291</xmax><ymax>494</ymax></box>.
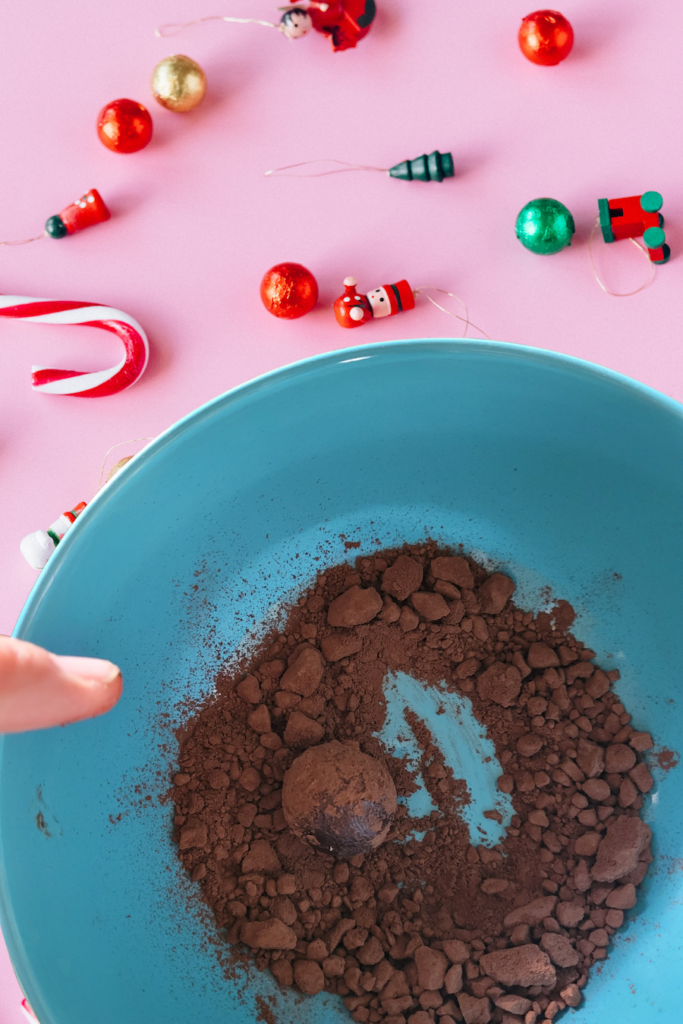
<box><xmin>50</xmin><ymin>654</ymin><xmax>122</xmax><ymax>686</ymax></box>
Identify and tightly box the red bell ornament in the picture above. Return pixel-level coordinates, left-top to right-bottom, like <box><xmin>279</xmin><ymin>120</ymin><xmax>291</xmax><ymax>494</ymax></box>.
<box><xmin>334</xmin><ymin>276</ymin><xmax>415</xmax><ymax>328</ymax></box>
<box><xmin>519</xmin><ymin>10</ymin><xmax>574</xmax><ymax>65</ymax></box>
<box><xmin>45</xmin><ymin>189</ymin><xmax>111</xmax><ymax>239</ymax></box>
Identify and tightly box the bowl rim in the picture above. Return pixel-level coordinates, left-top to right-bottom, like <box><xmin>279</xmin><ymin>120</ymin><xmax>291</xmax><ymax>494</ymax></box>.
<box><xmin>13</xmin><ymin>335</ymin><xmax>683</xmax><ymax>642</ymax></box>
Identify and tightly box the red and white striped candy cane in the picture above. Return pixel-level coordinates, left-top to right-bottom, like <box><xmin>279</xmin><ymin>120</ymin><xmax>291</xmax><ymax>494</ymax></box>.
<box><xmin>21</xmin><ymin>999</ymin><xmax>39</xmax><ymax>1022</ymax></box>
<box><xmin>0</xmin><ymin>296</ymin><xmax>149</xmax><ymax>397</ymax></box>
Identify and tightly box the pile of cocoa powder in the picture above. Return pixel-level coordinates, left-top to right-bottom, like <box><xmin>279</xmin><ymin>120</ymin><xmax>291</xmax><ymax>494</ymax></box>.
<box><xmin>171</xmin><ymin>543</ymin><xmax>655</xmax><ymax>1024</ymax></box>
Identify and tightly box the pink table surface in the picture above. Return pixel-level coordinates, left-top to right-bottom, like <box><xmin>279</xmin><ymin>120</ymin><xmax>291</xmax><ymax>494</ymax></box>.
<box><xmin>1</xmin><ymin>0</ymin><xmax>683</xmax><ymax>1018</ymax></box>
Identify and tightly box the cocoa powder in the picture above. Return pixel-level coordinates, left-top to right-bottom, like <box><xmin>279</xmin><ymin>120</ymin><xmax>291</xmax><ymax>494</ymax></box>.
<box><xmin>172</xmin><ymin>542</ymin><xmax>655</xmax><ymax>1024</ymax></box>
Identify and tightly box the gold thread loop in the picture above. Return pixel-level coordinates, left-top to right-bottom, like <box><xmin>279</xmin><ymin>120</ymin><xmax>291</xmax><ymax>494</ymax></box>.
<box><xmin>0</xmin><ymin>232</ymin><xmax>46</xmax><ymax>246</ymax></box>
<box><xmin>264</xmin><ymin>159</ymin><xmax>388</xmax><ymax>178</ymax></box>
<box><xmin>413</xmin><ymin>287</ymin><xmax>490</xmax><ymax>340</ymax></box>
<box><xmin>589</xmin><ymin>217</ymin><xmax>655</xmax><ymax>296</ymax></box>
<box><xmin>155</xmin><ymin>15</ymin><xmax>279</xmax><ymax>37</ymax></box>
<box><xmin>98</xmin><ymin>439</ymin><xmax>155</xmax><ymax>491</ymax></box>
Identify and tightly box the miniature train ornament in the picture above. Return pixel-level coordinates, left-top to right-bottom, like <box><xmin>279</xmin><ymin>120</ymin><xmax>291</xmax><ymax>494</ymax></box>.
<box><xmin>598</xmin><ymin>191</ymin><xmax>670</xmax><ymax>264</ymax></box>
<box><xmin>334</xmin><ymin>276</ymin><xmax>415</xmax><ymax>328</ymax></box>
<box><xmin>281</xmin><ymin>0</ymin><xmax>375</xmax><ymax>51</ymax></box>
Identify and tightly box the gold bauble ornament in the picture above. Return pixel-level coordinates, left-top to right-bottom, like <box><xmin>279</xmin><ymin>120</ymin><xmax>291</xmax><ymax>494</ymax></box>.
<box><xmin>151</xmin><ymin>55</ymin><xmax>207</xmax><ymax>113</ymax></box>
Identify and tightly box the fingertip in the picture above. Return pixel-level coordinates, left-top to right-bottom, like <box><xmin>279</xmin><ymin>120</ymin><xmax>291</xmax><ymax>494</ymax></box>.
<box><xmin>50</xmin><ymin>654</ymin><xmax>122</xmax><ymax>687</ymax></box>
<box><xmin>102</xmin><ymin>670</ymin><xmax>124</xmax><ymax>714</ymax></box>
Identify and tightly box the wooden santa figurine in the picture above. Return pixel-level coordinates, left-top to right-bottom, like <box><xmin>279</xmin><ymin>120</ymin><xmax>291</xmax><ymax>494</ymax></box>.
<box><xmin>280</xmin><ymin>0</ymin><xmax>376</xmax><ymax>51</ymax></box>
<box><xmin>334</xmin><ymin>276</ymin><xmax>415</xmax><ymax>328</ymax></box>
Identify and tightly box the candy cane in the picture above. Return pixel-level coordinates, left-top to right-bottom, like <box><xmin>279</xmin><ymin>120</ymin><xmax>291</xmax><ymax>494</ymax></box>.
<box><xmin>0</xmin><ymin>296</ymin><xmax>149</xmax><ymax>397</ymax></box>
<box><xmin>21</xmin><ymin>999</ymin><xmax>39</xmax><ymax>1022</ymax></box>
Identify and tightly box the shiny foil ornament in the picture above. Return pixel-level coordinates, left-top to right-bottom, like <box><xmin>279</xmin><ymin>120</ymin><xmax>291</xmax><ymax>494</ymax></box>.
<box><xmin>151</xmin><ymin>55</ymin><xmax>207</xmax><ymax>112</ymax></box>
<box><xmin>97</xmin><ymin>99</ymin><xmax>153</xmax><ymax>153</ymax></box>
<box><xmin>260</xmin><ymin>263</ymin><xmax>318</xmax><ymax>319</ymax></box>
<box><xmin>516</xmin><ymin>198</ymin><xmax>575</xmax><ymax>254</ymax></box>
<box><xmin>519</xmin><ymin>10</ymin><xmax>574</xmax><ymax>65</ymax></box>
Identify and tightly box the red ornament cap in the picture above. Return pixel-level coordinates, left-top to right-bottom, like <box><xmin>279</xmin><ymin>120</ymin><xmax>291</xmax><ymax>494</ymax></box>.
<box><xmin>334</xmin><ymin>278</ymin><xmax>373</xmax><ymax>328</ymax></box>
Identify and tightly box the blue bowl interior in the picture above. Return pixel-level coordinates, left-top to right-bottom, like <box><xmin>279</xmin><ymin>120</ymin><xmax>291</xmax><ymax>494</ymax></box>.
<box><xmin>2</xmin><ymin>339</ymin><xmax>683</xmax><ymax>1024</ymax></box>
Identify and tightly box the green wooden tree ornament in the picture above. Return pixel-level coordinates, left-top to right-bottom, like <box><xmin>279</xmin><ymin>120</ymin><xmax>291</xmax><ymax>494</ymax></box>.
<box><xmin>389</xmin><ymin>150</ymin><xmax>454</xmax><ymax>182</ymax></box>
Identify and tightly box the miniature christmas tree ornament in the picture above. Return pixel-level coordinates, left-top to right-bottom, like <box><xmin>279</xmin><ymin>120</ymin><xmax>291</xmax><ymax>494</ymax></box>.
<box><xmin>97</xmin><ymin>99</ymin><xmax>153</xmax><ymax>153</ymax></box>
<box><xmin>151</xmin><ymin>55</ymin><xmax>207</xmax><ymax>112</ymax></box>
<box><xmin>0</xmin><ymin>296</ymin><xmax>149</xmax><ymax>396</ymax></box>
<box><xmin>260</xmin><ymin>263</ymin><xmax>319</xmax><ymax>319</ymax></box>
<box><xmin>598</xmin><ymin>191</ymin><xmax>670</xmax><ymax>264</ymax></box>
<box><xmin>515</xmin><ymin>197</ymin><xmax>575</xmax><ymax>254</ymax></box>
<box><xmin>45</xmin><ymin>189</ymin><xmax>111</xmax><ymax>239</ymax></box>
<box><xmin>265</xmin><ymin>150</ymin><xmax>454</xmax><ymax>182</ymax></box>
<box><xmin>519</xmin><ymin>10</ymin><xmax>574</xmax><ymax>65</ymax></box>
<box><xmin>388</xmin><ymin>150</ymin><xmax>454</xmax><ymax>181</ymax></box>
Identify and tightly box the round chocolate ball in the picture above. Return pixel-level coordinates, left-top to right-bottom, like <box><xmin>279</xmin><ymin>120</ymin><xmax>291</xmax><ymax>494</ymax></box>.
<box><xmin>282</xmin><ymin>741</ymin><xmax>397</xmax><ymax>859</ymax></box>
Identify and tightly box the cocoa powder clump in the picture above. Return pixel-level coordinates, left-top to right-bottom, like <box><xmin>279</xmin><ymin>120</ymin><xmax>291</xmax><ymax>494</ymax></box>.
<box><xmin>171</xmin><ymin>541</ymin><xmax>655</xmax><ymax>1023</ymax></box>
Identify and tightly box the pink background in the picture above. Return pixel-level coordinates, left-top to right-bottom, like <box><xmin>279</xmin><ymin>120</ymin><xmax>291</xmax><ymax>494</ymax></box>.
<box><xmin>1</xmin><ymin>0</ymin><xmax>682</xmax><ymax>1018</ymax></box>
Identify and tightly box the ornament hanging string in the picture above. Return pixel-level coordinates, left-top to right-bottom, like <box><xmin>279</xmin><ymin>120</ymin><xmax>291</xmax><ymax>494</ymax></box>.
<box><xmin>0</xmin><ymin>189</ymin><xmax>111</xmax><ymax>245</ymax></box>
<box><xmin>413</xmin><ymin>287</ymin><xmax>490</xmax><ymax>340</ymax></box>
<box><xmin>0</xmin><ymin>232</ymin><xmax>46</xmax><ymax>247</ymax></box>
<box><xmin>155</xmin><ymin>14</ymin><xmax>280</xmax><ymax>38</ymax></box>
<box><xmin>20</xmin><ymin>438</ymin><xmax>156</xmax><ymax>569</ymax></box>
<box><xmin>97</xmin><ymin>438</ymin><xmax>156</xmax><ymax>491</ymax></box>
<box><xmin>264</xmin><ymin>151</ymin><xmax>455</xmax><ymax>183</ymax></box>
<box><xmin>264</xmin><ymin>160</ymin><xmax>388</xmax><ymax>178</ymax></box>
<box><xmin>588</xmin><ymin>218</ymin><xmax>655</xmax><ymax>297</ymax></box>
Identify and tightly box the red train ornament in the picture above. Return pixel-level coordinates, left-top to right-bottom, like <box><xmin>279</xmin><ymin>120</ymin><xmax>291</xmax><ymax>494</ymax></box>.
<box><xmin>334</xmin><ymin>276</ymin><xmax>415</xmax><ymax>328</ymax></box>
<box><xmin>598</xmin><ymin>191</ymin><xmax>670</xmax><ymax>264</ymax></box>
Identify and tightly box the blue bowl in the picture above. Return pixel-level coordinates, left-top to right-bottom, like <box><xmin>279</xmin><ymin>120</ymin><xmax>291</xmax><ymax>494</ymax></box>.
<box><xmin>2</xmin><ymin>339</ymin><xmax>683</xmax><ymax>1024</ymax></box>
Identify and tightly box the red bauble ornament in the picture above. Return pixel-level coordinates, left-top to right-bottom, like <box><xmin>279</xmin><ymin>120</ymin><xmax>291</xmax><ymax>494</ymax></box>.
<box><xmin>260</xmin><ymin>263</ymin><xmax>318</xmax><ymax>319</ymax></box>
<box><xmin>97</xmin><ymin>99</ymin><xmax>153</xmax><ymax>153</ymax></box>
<box><xmin>519</xmin><ymin>10</ymin><xmax>574</xmax><ymax>66</ymax></box>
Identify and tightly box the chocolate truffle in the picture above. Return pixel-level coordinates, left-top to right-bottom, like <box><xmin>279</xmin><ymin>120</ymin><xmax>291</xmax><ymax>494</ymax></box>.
<box><xmin>282</xmin><ymin>741</ymin><xmax>397</xmax><ymax>859</ymax></box>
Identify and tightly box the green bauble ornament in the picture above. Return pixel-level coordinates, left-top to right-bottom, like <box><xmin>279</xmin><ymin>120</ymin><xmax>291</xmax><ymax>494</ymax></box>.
<box><xmin>515</xmin><ymin>198</ymin><xmax>575</xmax><ymax>255</ymax></box>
